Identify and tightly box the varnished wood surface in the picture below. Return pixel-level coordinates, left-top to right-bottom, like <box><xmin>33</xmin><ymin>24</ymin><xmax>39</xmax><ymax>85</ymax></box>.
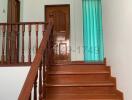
<box><xmin>0</xmin><ymin>62</ymin><xmax>30</xmax><ymax>67</ymax></box>
<box><xmin>0</xmin><ymin>22</ymin><xmax>47</xmax><ymax>65</ymax></box>
<box><xmin>18</xmin><ymin>20</ymin><xmax>53</xmax><ymax>100</ymax></box>
<box><xmin>45</xmin><ymin>5</ymin><xmax>71</xmax><ymax>63</ymax></box>
<box><xmin>46</xmin><ymin>62</ymin><xmax>124</xmax><ymax>100</ymax></box>
<box><xmin>0</xmin><ymin>22</ymin><xmax>47</xmax><ymax>25</ymax></box>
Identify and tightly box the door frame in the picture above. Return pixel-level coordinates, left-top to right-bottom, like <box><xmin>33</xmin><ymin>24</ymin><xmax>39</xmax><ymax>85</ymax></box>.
<box><xmin>44</xmin><ymin>4</ymin><xmax>71</xmax><ymax>62</ymax></box>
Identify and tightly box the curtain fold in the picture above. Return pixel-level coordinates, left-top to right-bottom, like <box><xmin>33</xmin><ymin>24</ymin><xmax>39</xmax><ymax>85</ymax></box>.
<box><xmin>83</xmin><ymin>0</ymin><xmax>104</xmax><ymax>62</ymax></box>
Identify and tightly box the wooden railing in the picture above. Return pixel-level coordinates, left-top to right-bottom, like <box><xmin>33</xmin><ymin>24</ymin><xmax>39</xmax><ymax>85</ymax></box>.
<box><xmin>0</xmin><ymin>22</ymin><xmax>48</xmax><ymax>65</ymax></box>
<box><xmin>18</xmin><ymin>20</ymin><xmax>53</xmax><ymax>100</ymax></box>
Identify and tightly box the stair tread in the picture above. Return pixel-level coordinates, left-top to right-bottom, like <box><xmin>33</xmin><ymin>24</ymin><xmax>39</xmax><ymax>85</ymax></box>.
<box><xmin>46</xmin><ymin>86</ymin><xmax>116</xmax><ymax>94</ymax></box>
<box><xmin>48</xmin><ymin>65</ymin><xmax>110</xmax><ymax>75</ymax></box>
<box><xmin>48</xmin><ymin>69</ymin><xmax>110</xmax><ymax>75</ymax></box>
<box><xmin>47</xmin><ymin>74</ymin><xmax>111</xmax><ymax>83</ymax></box>
<box><xmin>49</xmin><ymin>61</ymin><xmax>105</xmax><ymax>66</ymax></box>
<box><xmin>47</xmin><ymin>80</ymin><xmax>115</xmax><ymax>87</ymax></box>
<box><xmin>49</xmin><ymin>65</ymin><xmax>107</xmax><ymax>69</ymax></box>
<box><xmin>46</xmin><ymin>94</ymin><xmax>121</xmax><ymax>100</ymax></box>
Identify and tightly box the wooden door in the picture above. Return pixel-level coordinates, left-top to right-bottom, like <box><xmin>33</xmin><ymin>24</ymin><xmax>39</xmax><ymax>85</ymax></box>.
<box><xmin>45</xmin><ymin>5</ymin><xmax>70</xmax><ymax>64</ymax></box>
<box><xmin>7</xmin><ymin>0</ymin><xmax>20</xmax><ymax>62</ymax></box>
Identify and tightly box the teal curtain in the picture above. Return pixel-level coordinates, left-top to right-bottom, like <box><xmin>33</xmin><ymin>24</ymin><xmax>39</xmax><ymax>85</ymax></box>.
<box><xmin>83</xmin><ymin>0</ymin><xmax>104</xmax><ymax>62</ymax></box>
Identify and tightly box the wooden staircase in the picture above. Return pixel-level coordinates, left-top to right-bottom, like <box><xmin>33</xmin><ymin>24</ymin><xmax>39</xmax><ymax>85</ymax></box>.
<box><xmin>16</xmin><ymin>20</ymin><xmax>123</xmax><ymax>100</ymax></box>
<box><xmin>46</xmin><ymin>62</ymin><xmax>123</xmax><ymax>100</ymax></box>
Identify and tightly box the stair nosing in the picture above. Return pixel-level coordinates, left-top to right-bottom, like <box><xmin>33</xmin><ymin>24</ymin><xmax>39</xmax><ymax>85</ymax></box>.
<box><xmin>46</xmin><ymin>83</ymin><xmax>115</xmax><ymax>87</ymax></box>
<box><xmin>48</xmin><ymin>71</ymin><xmax>110</xmax><ymax>75</ymax></box>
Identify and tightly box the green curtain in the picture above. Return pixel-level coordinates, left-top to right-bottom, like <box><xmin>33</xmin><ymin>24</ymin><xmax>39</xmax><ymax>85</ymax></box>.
<box><xmin>83</xmin><ymin>0</ymin><xmax>104</xmax><ymax>62</ymax></box>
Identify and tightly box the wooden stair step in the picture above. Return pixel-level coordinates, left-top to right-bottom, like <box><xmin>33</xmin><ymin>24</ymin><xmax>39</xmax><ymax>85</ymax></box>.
<box><xmin>48</xmin><ymin>68</ymin><xmax>110</xmax><ymax>75</ymax></box>
<box><xmin>46</xmin><ymin>94</ymin><xmax>121</xmax><ymax>100</ymax></box>
<box><xmin>48</xmin><ymin>71</ymin><xmax>109</xmax><ymax>75</ymax></box>
<box><xmin>47</xmin><ymin>75</ymin><xmax>113</xmax><ymax>83</ymax></box>
<box><xmin>48</xmin><ymin>65</ymin><xmax>110</xmax><ymax>74</ymax></box>
<box><xmin>46</xmin><ymin>80</ymin><xmax>115</xmax><ymax>87</ymax></box>
<box><xmin>49</xmin><ymin>61</ymin><xmax>105</xmax><ymax>66</ymax></box>
<box><xmin>49</xmin><ymin>64</ymin><xmax>108</xmax><ymax>70</ymax></box>
<box><xmin>46</xmin><ymin>86</ymin><xmax>116</xmax><ymax>94</ymax></box>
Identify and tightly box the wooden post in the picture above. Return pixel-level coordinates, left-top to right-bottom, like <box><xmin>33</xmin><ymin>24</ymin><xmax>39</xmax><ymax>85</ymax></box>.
<box><xmin>28</xmin><ymin>24</ymin><xmax>31</xmax><ymax>63</ymax></box>
<box><xmin>39</xmin><ymin>62</ymin><xmax>42</xmax><ymax>100</ymax></box>
<box><xmin>34</xmin><ymin>73</ymin><xmax>38</xmax><ymax>100</ymax></box>
<box><xmin>1</xmin><ymin>25</ymin><xmax>6</xmax><ymax>63</ymax></box>
<box><xmin>36</xmin><ymin>24</ymin><xmax>39</xmax><ymax>53</ymax></box>
<box><xmin>7</xmin><ymin>24</ymin><xmax>12</xmax><ymax>64</ymax></box>
<box><xmin>21</xmin><ymin>24</ymin><xmax>25</xmax><ymax>63</ymax></box>
<box><xmin>14</xmin><ymin>24</ymin><xmax>19</xmax><ymax>63</ymax></box>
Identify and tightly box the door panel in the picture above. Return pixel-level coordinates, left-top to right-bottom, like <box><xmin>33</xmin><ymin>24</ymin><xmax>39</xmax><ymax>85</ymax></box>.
<box><xmin>45</xmin><ymin>5</ymin><xmax>70</xmax><ymax>64</ymax></box>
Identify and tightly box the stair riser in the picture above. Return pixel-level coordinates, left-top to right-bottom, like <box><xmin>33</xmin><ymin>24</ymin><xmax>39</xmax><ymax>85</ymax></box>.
<box><xmin>49</xmin><ymin>65</ymin><xmax>109</xmax><ymax>71</ymax></box>
<box><xmin>46</xmin><ymin>94</ymin><xmax>121</xmax><ymax>100</ymax></box>
<box><xmin>46</xmin><ymin>86</ymin><xmax>116</xmax><ymax>94</ymax></box>
<box><xmin>47</xmin><ymin>74</ymin><xmax>111</xmax><ymax>83</ymax></box>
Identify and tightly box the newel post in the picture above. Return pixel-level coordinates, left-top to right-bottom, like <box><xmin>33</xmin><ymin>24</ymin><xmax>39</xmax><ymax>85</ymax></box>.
<box><xmin>48</xmin><ymin>14</ymin><xmax>54</xmax><ymax>64</ymax></box>
<box><xmin>49</xmin><ymin>13</ymin><xmax>54</xmax><ymax>24</ymax></box>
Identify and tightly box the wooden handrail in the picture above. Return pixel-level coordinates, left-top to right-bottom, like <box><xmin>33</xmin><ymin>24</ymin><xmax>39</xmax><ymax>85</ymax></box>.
<box><xmin>18</xmin><ymin>21</ymin><xmax>53</xmax><ymax>100</ymax></box>
<box><xmin>0</xmin><ymin>22</ymin><xmax>48</xmax><ymax>25</ymax></box>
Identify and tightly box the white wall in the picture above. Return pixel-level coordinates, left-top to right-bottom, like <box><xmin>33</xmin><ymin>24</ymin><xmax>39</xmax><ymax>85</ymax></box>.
<box><xmin>22</xmin><ymin>0</ymin><xmax>84</xmax><ymax>61</ymax></box>
<box><xmin>102</xmin><ymin>0</ymin><xmax>132</xmax><ymax>100</ymax></box>
<box><xmin>0</xmin><ymin>67</ymin><xmax>29</xmax><ymax>100</ymax></box>
<box><xmin>0</xmin><ymin>0</ymin><xmax>8</xmax><ymax>22</ymax></box>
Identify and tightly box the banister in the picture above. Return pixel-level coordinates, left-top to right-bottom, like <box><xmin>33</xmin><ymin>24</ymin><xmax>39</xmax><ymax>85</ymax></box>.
<box><xmin>18</xmin><ymin>21</ymin><xmax>53</xmax><ymax>100</ymax></box>
<box><xmin>0</xmin><ymin>22</ymin><xmax>48</xmax><ymax>25</ymax></box>
<box><xmin>0</xmin><ymin>22</ymin><xmax>48</xmax><ymax>65</ymax></box>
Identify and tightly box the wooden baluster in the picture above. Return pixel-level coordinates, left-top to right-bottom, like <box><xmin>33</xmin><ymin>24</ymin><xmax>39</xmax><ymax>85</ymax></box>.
<box><xmin>7</xmin><ymin>25</ymin><xmax>12</xmax><ymax>64</ymax></box>
<box><xmin>21</xmin><ymin>24</ymin><xmax>25</xmax><ymax>63</ymax></box>
<box><xmin>28</xmin><ymin>24</ymin><xmax>31</xmax><ymax>63</ymax></box>
<box><xmin>13</xmin><ymin>25</ymin><xmax>16</xmax><ymax>63</ymax></box>
<box><xmin>34</xmin><ymin>73</ymin><xmax>38</xmax><ymax>100</ymax></box>
<box><xmin>1</xmin><ymin>25</ymin><xmax>6</xmax><ymax>63</ymax></box>
<box><xmin>39</xmin><ymin>63</ymin><xmax>42</xmax><ymax>100</ymax></box>
<box><xmin>15</xmin><ymin>24</ymin><xmax>19</xmax><ymax>63</ymax></box>
<box><xmin>43</xmin><ymin>53</ymin><xmax>46</xmax><ymax>84</ymax></box>
<box><xmin>42</xmin><ymin>52</ymin><xmax>46</xmax><ymax>98</ymax></box>
<box><xmin>29</xmin><ymin>93</ymin><xmax>31</xmax><ymax>100</ymax></box>
<box><xmin>36</xmin><ymin>24</ymin><xmax>38</xmax><ymax>53</ymax></box>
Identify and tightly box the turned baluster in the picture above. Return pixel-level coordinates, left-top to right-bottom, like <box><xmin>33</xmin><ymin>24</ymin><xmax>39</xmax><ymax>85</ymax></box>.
<box><xmin>14</xmin><ymin>24</ymin><xmax>19</xmax><ymax>63</ymax></box>
<box><xmin>28</xmin><ymin>24</ymin><xmax>31</xmax><ymax>63</ymax></box>
<box><xmin>21</xmin><ymin>24</ymin><xmax>25</xmax><ymax>63</ymax></box>
<box><xmin>34</xmin><ymin>73</ymin><xmax>38</xmax><ymax>100</ymax></box>
<box><xmin>42</xmin><ymin>52</ymin><xmax>46</xmax><ymax>98</ymax></box>
<box><xmin>29</xmin><ymin>93</ymin><xmax>31</xmax><ymax>100</ymax></box>
<box><xmin>36</xmin><ymin>24</ymin><xmax>39</xmax><ymax>53</ymax></box>
<box><xmin>1</xmin><ymin>25</ymin><xmax>6</xmax><ymax>63</ymax></box>
<box><xmin>7</xmin><ymin>25</ymin><xmax>12</xmax><ymax>64</ymax></box>
<box><xmin>39</xmin><ymin>63</ymin><xmax>42</xmax><ymax>100</ymax></box>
